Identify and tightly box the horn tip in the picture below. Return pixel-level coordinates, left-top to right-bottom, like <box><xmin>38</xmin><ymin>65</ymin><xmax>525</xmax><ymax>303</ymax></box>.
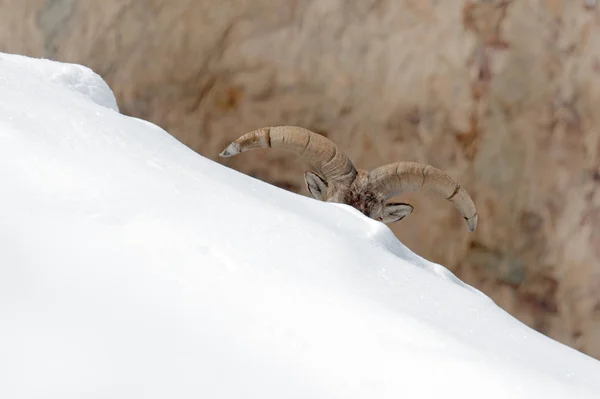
<box><xmin>219</xmin><ymin>142</ymin><xmax>241</xmax><ymax>157</ymax></box>
<box><xmin>465</xmin><ymin>214</ymin><xmax>478</xmax><ymax>232</ymax></box>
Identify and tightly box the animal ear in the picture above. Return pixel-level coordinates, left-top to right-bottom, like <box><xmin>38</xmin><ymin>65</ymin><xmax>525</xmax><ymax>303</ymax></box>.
<box><xmin>304</xmin><ymin>171</ymin><xmax>328</xmax><ymax>200</ymax></box>
<box><xmin>380</xmin><ymin>202</ymin><xmax>414</xmax><ymax>224</ymax></box>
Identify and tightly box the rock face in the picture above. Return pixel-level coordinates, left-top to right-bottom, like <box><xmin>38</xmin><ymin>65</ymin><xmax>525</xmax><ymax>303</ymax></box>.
<box><xmin>3</xmin><ymin>0</ymin><xmax>599</xmax><ymax>358</ymax></box>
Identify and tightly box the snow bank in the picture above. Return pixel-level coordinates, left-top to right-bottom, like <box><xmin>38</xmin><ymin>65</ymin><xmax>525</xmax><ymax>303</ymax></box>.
<box><xmin>0</xmin><ymin>52</ymin><xmax>118</xmax><ymax>111</ymax></box>
<box><xmin>0</xmin><ymin>52</ymin><xmax>598</xmax><ymax>399</ymax></box>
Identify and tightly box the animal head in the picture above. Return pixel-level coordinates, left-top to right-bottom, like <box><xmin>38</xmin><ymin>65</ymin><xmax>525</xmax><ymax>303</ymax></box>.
<box><xmin>219</xmin><ymin>126</ymin><xmax>478</xmax><ymax>231</ymax></box>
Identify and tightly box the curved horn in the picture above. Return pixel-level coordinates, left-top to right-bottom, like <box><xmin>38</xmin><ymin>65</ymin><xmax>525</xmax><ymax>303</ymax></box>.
<box><xmin>219</xmin><ymin>126</ymin><xmax>357</xmax><ymax>184</ymax></box>
<box><xmin>369</xmin><ymin>162</ymin><xmax>478</xmax><ymax>231</ymax></box>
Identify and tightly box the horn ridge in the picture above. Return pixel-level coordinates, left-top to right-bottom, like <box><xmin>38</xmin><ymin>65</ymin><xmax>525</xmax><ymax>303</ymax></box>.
<box><xmin>220</xmin><ymin>126</ymin><xmax>357</xmax><ymax>184</ymax></box>
<box><xmin>369</xmin><ymin>161</ymin><xmax>478</xmax><ymax>231</ymax></box>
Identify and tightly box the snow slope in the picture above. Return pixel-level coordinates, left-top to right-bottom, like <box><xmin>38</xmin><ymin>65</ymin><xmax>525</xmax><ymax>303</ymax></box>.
<box><xmin>0</xmin><ymin>52</ymin><xmax>599</xmax><ymax>399</ymax></box>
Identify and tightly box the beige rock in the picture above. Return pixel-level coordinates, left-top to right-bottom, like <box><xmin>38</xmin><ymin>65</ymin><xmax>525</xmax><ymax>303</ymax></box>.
<box><xmin>2</xmin><ymin>0</ymin><xmax>599</xmax><ymax>359</ymax></box>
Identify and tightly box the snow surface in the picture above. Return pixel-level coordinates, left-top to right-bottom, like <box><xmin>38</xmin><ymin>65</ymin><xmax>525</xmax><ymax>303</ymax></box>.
<box><xmin>0</xmin><ymin>52</ymin><xmax>599</xmax><ymax>399</ymax></box>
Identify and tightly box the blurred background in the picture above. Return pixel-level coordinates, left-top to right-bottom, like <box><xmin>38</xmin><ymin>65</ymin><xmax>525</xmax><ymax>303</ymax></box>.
<box><xmin>2</xmin><ymin>0</ymin><xmax>599</xmax><ymax>359</ymax></box>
